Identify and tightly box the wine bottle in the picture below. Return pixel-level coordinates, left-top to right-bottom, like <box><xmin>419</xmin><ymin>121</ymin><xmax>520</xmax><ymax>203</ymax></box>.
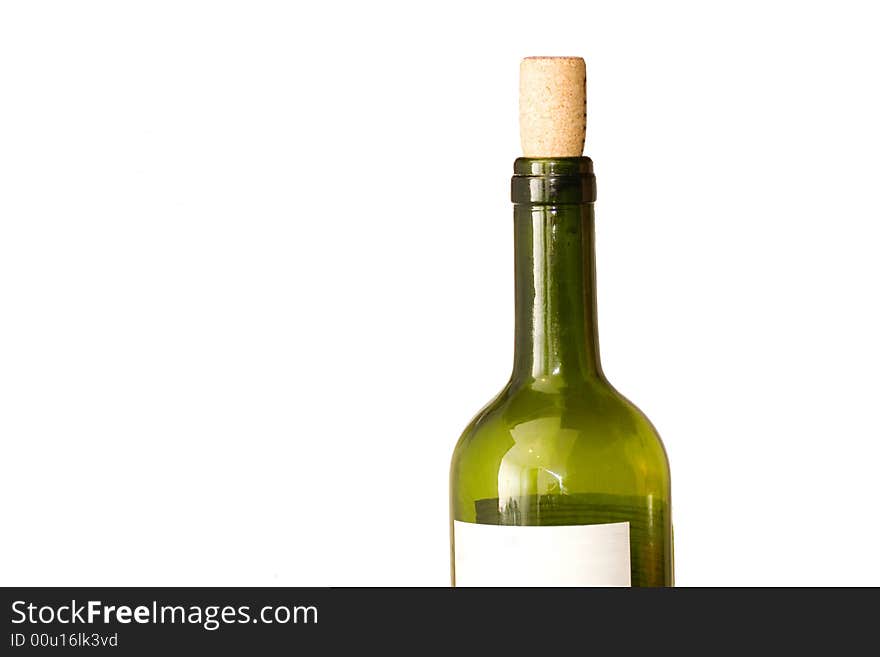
<box><xmin>449</xmin><ymin>57</ymin><xmax>673</xmax><ymax>587</ymax></box>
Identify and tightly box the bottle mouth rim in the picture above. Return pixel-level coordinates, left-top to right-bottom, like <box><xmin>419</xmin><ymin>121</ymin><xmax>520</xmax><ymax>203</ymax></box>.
<box><xmin>513</xmin><ymin>157</ymin><xmax>594</xmax><ymax>176</ymax></box>
<box><xmin>512</xmin><ymin>157</ymin><xmax>596</xmax><ymax>205</ymax></box>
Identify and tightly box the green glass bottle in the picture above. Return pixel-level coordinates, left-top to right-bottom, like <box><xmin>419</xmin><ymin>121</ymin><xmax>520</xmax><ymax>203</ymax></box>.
<box><xmin>449</xmin><ymin>60</ymin><xmax>672</xmax><ymax>587</ymax></box>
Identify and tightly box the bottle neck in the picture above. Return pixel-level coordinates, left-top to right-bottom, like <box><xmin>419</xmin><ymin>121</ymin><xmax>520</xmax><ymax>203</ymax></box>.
<box><xmin>509</xmin><ymin>157</ymin><xmax>603</xmax><ymax>388</ymax></box>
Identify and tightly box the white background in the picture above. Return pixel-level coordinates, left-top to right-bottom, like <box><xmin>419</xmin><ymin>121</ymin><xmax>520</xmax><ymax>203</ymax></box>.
<box><xmin>1</xmin><ymin>0</ymin><xmax>878</xmax><ymax>587</ymax></box>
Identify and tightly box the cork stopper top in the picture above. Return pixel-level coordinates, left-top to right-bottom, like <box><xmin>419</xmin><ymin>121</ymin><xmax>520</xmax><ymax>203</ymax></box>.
<box><xmin>519</xmin><ymin>56</ymin><xmax>586</xmax><ymax>157</ymax></box>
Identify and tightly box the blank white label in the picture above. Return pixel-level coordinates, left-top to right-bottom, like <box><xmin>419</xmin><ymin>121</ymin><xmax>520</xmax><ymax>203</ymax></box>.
<box><xmin>453</xmin><ymin>520</ymin><xmax>631</xmax><ymax>587</ymax></box>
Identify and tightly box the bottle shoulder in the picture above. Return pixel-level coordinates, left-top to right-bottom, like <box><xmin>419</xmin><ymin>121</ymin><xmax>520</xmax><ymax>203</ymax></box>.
<box><xmin>451</xmin><ymin>377</ymin><xmax>670</xmax><ymax>491</ymax></box>
<box><xmin>456</xmin><ymin>377</ymin><xmax>662</xmax><ymax>442</ymax></box>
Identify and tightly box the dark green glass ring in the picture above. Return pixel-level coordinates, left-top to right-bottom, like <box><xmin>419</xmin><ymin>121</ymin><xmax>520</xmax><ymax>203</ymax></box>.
<box><xmin>511</xmin><ymin>157</ymin><xmax>597</xmax><ymax>205</ymax></box>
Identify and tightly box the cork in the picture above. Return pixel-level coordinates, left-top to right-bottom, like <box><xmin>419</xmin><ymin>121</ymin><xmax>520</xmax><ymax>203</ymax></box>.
<box><xmin>519</xmin><ymin>56</ymin><xmax>586</xmax><ymax>157</ymax></box>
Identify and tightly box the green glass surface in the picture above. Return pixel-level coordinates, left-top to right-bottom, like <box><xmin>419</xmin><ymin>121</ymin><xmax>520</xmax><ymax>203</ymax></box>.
<box><xmin>449</xmin><ymin>158</ymin><xmax>673</xmax><ymax>586</ymax></box>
